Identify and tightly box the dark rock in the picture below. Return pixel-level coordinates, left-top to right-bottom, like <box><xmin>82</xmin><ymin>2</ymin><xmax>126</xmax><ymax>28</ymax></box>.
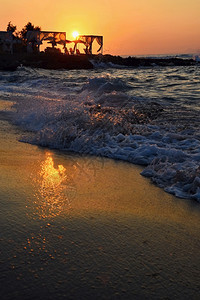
<box><xmin>0</xmin><ymin>53</ymin><xmax>93</xmax><ymax>71</ymax></box>
<box><xmin>93</xmin><ymin>54</ymin><xmax>196</xmax><ymax>67</ymax></box>
<box><xmin>0</xmin><ymin>53</ymin><xmax>197</xmax><ymax>72</ymax></box>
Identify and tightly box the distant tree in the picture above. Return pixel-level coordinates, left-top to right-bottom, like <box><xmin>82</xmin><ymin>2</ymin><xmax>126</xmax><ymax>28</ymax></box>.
<box><xmin>20</xmin><ymin>22</ymin><xmax>41</xmax><ymax>41</ymax></box>
<box><xmin>7</xmin><ymin>21</ymin><xmax>17</xmax><ymax>34</ymax></box>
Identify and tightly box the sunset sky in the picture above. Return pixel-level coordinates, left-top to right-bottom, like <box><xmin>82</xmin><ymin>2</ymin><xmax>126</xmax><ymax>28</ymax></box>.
<box><xmin>0</xmin><ymin>0</ymin><xmax>199</xmax><ymax>55</ymax></box>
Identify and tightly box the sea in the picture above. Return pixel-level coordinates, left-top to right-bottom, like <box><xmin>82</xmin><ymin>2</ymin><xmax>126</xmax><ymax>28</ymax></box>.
<box><xmin>0</xmin><ymin>53</ymin><xmax>200</xmax><ymax>201</ymax></box>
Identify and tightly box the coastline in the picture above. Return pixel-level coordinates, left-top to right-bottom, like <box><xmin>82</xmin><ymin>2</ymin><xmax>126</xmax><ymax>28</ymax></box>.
<box><xmin>1</xmin><ymin>115</ymin><xmax>200</xmax><ymax>299</ymax></box>
<box><xmin>0</xmin><ymin>52</ymin><xmax>198</xmax><ymax>71</ymax></box>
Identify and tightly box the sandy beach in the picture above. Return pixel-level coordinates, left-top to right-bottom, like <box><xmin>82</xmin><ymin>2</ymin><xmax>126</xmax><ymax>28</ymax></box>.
<box><xmin>1</xmin><ymin>115</ymin><xmax>200</xmax><ymax>299</ymax></box>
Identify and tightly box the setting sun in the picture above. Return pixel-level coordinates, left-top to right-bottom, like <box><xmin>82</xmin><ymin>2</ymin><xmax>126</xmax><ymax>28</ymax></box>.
<box><xmin>72</xmin><ymin>31</ymin><xmax>79</xmax><ymax>39</ymax></box>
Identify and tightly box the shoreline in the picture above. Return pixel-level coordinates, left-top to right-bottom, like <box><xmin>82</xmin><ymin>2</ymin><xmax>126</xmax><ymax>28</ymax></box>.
<box><xmin>1</xmin><ymin>115</ymin><xmax>200</xmax><ymax>299</ymax></box>
<box><xmin>0</xmin><ymin>52</ymin><xmax>198</xmax><ymax>71</ymax></box>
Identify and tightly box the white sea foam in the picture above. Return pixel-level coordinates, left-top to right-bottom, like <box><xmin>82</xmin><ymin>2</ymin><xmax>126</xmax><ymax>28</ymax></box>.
<box><xmin>0</xmin><ymin>65</ymin><xmax>200</xmax><ymax>201</ymax></box>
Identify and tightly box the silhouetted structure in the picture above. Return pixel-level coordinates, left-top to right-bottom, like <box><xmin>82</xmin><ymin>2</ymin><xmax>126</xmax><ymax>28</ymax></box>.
<box><xmin>26</xmin><ymin>31</ymin><xmax>103</xmax><ymax>55</ymax></box>
<box><xmin>0</xmin><ymin>27</ymin><xmax>104</xmax><ymax>56</ymax></box>
<box><xmin>74</xmin><ymin>35</ymin><xmax>103</xmax><ymax>55</ymax></box>
<box><xmin>26</xmin><ymin>31</ymin><xmax>66</xmax><ymax>53</ymax></box>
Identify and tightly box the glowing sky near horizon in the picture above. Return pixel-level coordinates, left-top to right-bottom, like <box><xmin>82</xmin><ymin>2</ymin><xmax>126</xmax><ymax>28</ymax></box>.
<box><xmin>0</xmin><ymin>0</ymin><xmax>199</xmax><ymax>55</ymax></box>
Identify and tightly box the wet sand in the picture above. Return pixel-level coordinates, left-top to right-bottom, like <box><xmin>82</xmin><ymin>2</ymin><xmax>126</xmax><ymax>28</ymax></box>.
<box><xmin>1</xmin><ymin>118</ymin><xmax>200</xmax><ymax>299</ymax></box>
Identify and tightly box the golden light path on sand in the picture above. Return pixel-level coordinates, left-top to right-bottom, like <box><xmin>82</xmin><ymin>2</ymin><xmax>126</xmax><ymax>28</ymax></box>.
<box><xmin>27</xmin><ymin>150</ymin><xmax>200</xmax><ymax>232</ymax></box>
<box><xmin>33</xmin><ymin>153</ymin><xmax>76</xmax><ymax>219</ymax></box>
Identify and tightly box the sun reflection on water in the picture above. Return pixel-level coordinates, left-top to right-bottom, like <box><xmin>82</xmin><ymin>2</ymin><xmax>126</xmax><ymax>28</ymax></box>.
<box><xmin>33</xmin><ymin>153</ymin><xmax>76</xmax><ymax>219</ymax></box>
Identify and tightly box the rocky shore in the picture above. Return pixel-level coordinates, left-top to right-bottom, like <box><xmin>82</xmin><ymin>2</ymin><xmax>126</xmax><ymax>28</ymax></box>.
<box><xmin>96</xmin><ymin>54</ymin><xmax>197</xmax><ymax>67</ymax></box>
<box><xmin>0</xmin><ymin>52</ymin><xmax>198</xmax><ymax>71</ymax></box>
<box><xmin>0</xmin><ymin>53</ymin><xmax>94</xmax><ymax>71</ymax></box>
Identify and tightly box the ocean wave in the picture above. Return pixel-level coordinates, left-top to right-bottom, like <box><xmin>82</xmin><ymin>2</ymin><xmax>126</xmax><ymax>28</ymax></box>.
<box><xmin>90</xmin><ymin>59</ymin><xmax>127</xmax><ymax>69</ymax></box>
<box><xmin>1</xmin><ymin>66</ymin><xmax>200</xmax><ymax>202</ymax></box>
<box><xmin>12</xmin><ymin>97</ymin><xmax>200</xmax><ymax>201</ymax></box>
